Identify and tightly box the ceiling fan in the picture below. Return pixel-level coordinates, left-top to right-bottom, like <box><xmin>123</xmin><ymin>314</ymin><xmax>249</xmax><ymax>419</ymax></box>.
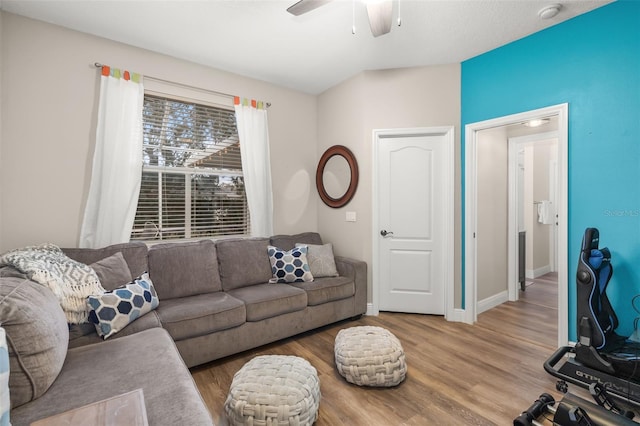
<box><xmin>287</xmin><ymin>0</ymin><xmax>395</xmax><ymax>37</ymax></box>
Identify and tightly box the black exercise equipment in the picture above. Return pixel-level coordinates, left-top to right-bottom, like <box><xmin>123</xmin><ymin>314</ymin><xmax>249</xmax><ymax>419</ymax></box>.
<box><xmin>514</xmin><ymin>393</ymin><xmax>556</xmax><ymax>425</ymax></box>
<box><xmin>515</xmin><ymin>391</ymin><xmax>638</xmax><ymax>425</ymax></box>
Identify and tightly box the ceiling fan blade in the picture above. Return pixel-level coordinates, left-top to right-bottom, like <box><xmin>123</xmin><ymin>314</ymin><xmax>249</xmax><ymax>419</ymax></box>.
<box><xmin>287</xmin><ymin>0</ymin><xmax>333</xmax><ymax>16</ymax></box>
<box><xmin>366</xmin><ymin>0</ymin><xmax>393</xmax><ymax>37</ymax></box>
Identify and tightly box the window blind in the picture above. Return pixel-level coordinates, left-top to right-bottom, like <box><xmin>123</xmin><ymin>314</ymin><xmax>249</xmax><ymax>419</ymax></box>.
<box><xmin>131</xmin><ymin>94</ymin><xmax>249</xmax><ymax>241</ymax></box>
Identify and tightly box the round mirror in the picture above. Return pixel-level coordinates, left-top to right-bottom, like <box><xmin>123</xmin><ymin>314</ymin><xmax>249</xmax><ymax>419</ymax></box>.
<box><xmin>322</xmin><ymin>155</ymin><xmax>350</xmax><ymax>199</ymax></box>
<box><xmin>316</xmin><ymin>145</ymin><xmax>359</xmax><ymax>208</ymax></box>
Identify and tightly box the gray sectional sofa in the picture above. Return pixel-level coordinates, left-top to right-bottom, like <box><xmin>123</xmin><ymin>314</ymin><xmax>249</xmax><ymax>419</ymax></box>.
<box><xmin>0</xmin><ymin>232</ymin><xmax>367</xmax><ymax>425</ymax></box>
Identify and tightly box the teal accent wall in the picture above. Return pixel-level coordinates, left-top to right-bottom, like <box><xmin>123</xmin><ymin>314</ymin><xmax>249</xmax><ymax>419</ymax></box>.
<box><xmin>461</xmin><ymin>1</ymin><xmax>640</xmax><ymax>340</ymax></box>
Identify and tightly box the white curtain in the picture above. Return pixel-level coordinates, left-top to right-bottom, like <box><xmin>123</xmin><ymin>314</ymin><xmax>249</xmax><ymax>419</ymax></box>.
<box><xmin>234</xmin><ymin>98</ymin><xmax>274</xmax><ymax>237</ymax></box>
<box><xmin>79</xmin><ymin>67</ymin><xmax>144</xmax><ymax>248</ymax></box>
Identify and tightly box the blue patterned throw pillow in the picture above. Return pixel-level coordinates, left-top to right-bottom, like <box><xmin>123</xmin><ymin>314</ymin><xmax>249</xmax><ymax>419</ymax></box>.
<box><xmin>0</xmin><ymin>327</ymin><xmax>9</xmax><ymax>426</ymax></box>
<box><xmin>267</xmin><ymin>245</ymin><xmax>314</xmax><ymax>283</ymax></box>
<box><xmin>87</xmin><ymin>272</ymin><xmax>159</xmax><ymax>339</ymax></box>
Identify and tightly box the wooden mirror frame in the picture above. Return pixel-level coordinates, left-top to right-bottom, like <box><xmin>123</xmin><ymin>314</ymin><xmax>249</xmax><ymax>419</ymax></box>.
<box><xmin>316</xmin><ymin>145</ymin><xmax>359</xmax><ymax>208</ymax></box>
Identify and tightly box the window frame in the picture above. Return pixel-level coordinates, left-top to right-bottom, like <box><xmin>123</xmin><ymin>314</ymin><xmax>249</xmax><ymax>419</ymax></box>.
<box><xmin>130</xmin><ymin>81</ymin><xmax>249</xmax><ymax>242</ymax></box>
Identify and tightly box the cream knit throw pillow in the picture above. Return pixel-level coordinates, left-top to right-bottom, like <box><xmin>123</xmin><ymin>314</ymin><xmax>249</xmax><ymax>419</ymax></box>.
<box><xmin>0</xmin><ymin>243</ymin><xmax>105</xmax><ymax>323</ymax></box>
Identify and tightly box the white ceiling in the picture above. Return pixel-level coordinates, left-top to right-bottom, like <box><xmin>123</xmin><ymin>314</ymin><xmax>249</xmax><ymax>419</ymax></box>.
<box><xmin>0</xmin><ymin>0</ymin><xmax>612</xmax><ymax>94</ymax></box>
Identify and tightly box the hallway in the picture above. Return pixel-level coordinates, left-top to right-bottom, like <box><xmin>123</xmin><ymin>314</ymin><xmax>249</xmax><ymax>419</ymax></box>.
<box><xmin>478</xmin><ymin>272</ymin><xmax>558</xmax><ymax>349</ymax></box>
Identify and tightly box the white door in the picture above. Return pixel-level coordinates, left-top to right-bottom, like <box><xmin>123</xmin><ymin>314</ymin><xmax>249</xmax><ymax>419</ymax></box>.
<box><xmin>375</xmin><ymin>128</ymin><xmax>453</xmax><ymax>315</ymax></box>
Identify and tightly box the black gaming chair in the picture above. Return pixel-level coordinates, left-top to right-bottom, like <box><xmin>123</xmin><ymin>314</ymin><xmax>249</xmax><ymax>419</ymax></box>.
<box><xmin>544</xmin><ymin>228</ymin><xmax>640</xmax><ymax>411</ymax></box>
<box><xmin>574</xmin><ymin>228</ymin><xmax>640</xmax><ymax>379</ymax></box>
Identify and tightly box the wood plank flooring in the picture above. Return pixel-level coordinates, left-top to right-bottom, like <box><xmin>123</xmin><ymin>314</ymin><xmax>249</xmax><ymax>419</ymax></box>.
<box><xmin>478</xmin><ymin>272</ymin><xmax>558</xmax><ymax>349</ymax></box>
<box><xmin>191</xmin><ymin>277</ymin><xmax>561</xmax><ymax>425</ymax></box>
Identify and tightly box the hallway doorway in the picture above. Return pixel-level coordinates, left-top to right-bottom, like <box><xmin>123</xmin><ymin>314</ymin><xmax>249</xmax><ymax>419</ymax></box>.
<box><xmin>509</xmin><ymin>132</ymin><xmax>559</xmax><ymax>303</ymax></box>
<box><xmin>464</xmin><ymin>103</ymin><xmax>568</xmax><ymax>347</ymax></box>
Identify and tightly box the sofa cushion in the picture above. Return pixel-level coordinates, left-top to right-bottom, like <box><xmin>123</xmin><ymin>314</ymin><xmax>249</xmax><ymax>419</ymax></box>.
<box><xmin>217</xmin><ymin>238</ymin><xmax>273</xmax><ymax>291</ymax></box>
<box><xmin>0</xmin><ymin>277</ymin><xmax>69</xmax><ymax>408</ymax></box>
<box><xmin>227</xmin><ymin>283</ymin><xmax>307</xmax><ymax>321</ymax></box>
<box><xmin>148</xmin><ymin>240</ymin><xmax>222</xmax><ymax>299</ymax></box>
<box><xmin>156</xmin><ymin>292</ymin><xmax>246</xmax><ymax>341</ymax></box>
<box><xmin>268</xmin><ymin>245</ymin><xmax>314</xmax><ymax>283</ymax></box>
<box><xmin>87</xmin><ymin>273</ymin><xmax>160</xmax><ymax>339</ymax></box>
<box><xmin>295</xmin><ymin>243</ymin><xmax>339</xmax><ymax>278</ymax></box>
<box><xmin>290</xmin><ymin>276</ymin><xmax>355</xmax><ymax>306</ymax></box>
<box><xmin>89</xmin><ymin>252</ymin><xmax>133</xmax><ymax>291</ymax></box>
<box><xmin>270</xmin><ymin>232</ymin><xmax>323</xmax><ymax>251</ymax></box>
<box><xmin>63</xmin><ymin>242</ymin><xmax>148</xmax><ymax>280</ymax></box>
<box><xmin>0</xmin><ymin>266</ymin><xmax>26</xmax><ymax>279</ymax></box>
<box><xmin>9</xmin><ymin>328</ymin><xmax>214</xmax><ymax>426</ymax></box>
<box><xmin>68</xmin><ymin>311</ymin><xmax>162</xmax><ymax>349</ymax></box>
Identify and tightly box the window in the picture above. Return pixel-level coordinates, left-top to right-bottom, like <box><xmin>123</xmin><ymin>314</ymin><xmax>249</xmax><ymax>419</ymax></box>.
<box><xmin>131</xmin><ymin>94</ymin><xmax>249</xmax><ymax>241</ymax></box>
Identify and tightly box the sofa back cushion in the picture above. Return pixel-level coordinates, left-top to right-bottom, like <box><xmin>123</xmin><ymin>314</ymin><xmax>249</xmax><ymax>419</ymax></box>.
<box><xmin>217</xmin><ymin>238</ymin><xmax>272</xmax><ymax>291</ymax></box>
<box><xmin>0</xmin><ymin>277</ymin><xmax>68</xmax><ymax>408</ymax></box>
<box><xmin>63</xmin><ymin>242</ymin><xmax>148</xmax><ymax>279</ymax></box>
<box><xmin>270</xmin><ymin>232</ymin><xmax>323</xmax><ymax>251</ymax></box>
<box><xmin>148</xmin><ymin>240</ymin><xmax>222</xmax><ymax>299</ymax></box>
<box><xmin>89</xmin><ymin>252</ymin><xmax>133</xmax><ymax>291</ymax></box>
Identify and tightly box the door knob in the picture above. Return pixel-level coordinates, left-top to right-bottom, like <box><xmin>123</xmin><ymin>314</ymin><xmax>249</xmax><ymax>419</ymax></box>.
<box><xmin>380</xmin><ymin>229</ymin><xmax>394</xmax><ymax>237</ymax></box>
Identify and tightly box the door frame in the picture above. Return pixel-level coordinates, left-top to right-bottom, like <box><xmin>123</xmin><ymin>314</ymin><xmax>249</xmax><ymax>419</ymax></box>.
<box><xmin>372</xmin><ymin>126</ymin><xmax>455</xmax><ymax>319</ymax></box>
<box><xmin>507</xmin><ymin>131</ymin><xmax>558</xmax><ymax>302</ymax></box>
<box><xmin>464</xmin><ymin>103</ymin><xmax>568</xmax><ymax>347</ymax></box>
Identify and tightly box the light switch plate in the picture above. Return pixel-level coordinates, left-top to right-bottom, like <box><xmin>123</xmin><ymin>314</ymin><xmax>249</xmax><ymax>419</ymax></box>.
<box><xmin>346</xmin><ymin>211</ymin><xmax>357</xmax><ymax>222</ymax></box>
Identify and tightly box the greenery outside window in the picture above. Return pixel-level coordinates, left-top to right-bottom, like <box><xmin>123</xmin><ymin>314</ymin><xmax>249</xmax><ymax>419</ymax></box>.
<box><xmin>131</xmin><ymin>94</ymin><xmax>249</xmax><ymax>241</ymax></box>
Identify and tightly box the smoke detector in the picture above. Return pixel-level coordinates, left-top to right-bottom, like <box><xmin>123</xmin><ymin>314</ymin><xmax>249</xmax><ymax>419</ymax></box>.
<box><xmin>538</xmin><ymin>4</ymin><xmax>562</xmax><ymax>19</ymax></box>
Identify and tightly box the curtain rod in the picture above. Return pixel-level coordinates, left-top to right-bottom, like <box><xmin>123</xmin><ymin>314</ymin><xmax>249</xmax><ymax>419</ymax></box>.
<box><xmin>93</xmin><ymin>62</ymin><xmax>271</xmax><ymax>108</ymax></box>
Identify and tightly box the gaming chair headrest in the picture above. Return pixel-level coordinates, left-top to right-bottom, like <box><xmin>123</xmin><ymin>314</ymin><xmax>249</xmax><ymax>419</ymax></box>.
<box><xmin>589</xmin><ymin>248</ymin><xmax>611</xmax><ymax>269</ymax></box>
<box><xmin>579</xmin><ymin>228</ymin><xmax>601</xmax><ymax>284</ymax></box>
<box><xmin>581</xmin><ymin>227</ymin><xmax>600</xmax><ymax>254</ymax></box>
<box><xmin>580</xmin><ymin>228</ymin><xmax>610</xmax><ymax>271</ymax></box>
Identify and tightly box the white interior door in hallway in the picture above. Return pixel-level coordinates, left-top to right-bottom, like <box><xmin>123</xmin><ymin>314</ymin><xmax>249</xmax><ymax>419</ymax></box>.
<box><xmin>373</xmin><ymin>127</ymin><xmax>454</xmax><ymax>315</ymax></box>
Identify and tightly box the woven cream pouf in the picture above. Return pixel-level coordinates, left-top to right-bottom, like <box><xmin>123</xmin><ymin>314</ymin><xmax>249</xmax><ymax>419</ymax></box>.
<box><xmin>334</xmin><ymin>326</ymin><xmax>407</xmax><ymax>387</ymax></box>
<box><xmin>224</xmin><ymin>355</ymin><xmax>321</xmax><ymax>426</ymax></box>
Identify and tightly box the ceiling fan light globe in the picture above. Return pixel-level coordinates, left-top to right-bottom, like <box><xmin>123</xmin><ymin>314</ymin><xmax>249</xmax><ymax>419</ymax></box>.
<box><xmin>366</xmin><ymin>0</ymin><xmax>393</xmax><ymax>37</ymax></box>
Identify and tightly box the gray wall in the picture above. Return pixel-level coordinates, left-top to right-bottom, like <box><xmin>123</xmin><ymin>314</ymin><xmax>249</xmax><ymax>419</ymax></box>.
<box><xmin>476</xmin><ymin>127</ymin><xmax>508</xmax><ymax>301</ymax></box>
<box><xmin>317</xmin><ymin>65</ymin><xmax>462</xmax><ymax>308</ymax></box>
<box><xmin>1</xmin><ymin>13</ymin><xmax>463</xmax><ymax>309</ymax></box>
<box><xmin>0</xmin><ymin>11</ymin><xmax>3</xmax><ymax>249</ymax></box>
<box><xmin>0</xmin><ymin>12</ymin><xmax>318</xmax><ymax>252</ymax></box>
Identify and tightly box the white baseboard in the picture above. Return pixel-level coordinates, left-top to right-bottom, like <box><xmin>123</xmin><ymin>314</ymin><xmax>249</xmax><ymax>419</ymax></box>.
<box><xmin>365</xmin><ymin>303</ymin><xmax>377</xmax><ymax>316</ymax></box>
<box><xmin>447</xmin><ymin>308</ymin><xmax>466</xmax><ymax>323</ymax></box>
<box><xmin>526</xmin><ymin>265</ymin><xmax>552</xmax><ymax>279</ymax></box>
<box><xmin>477</xmin><ymin>290</ymin><xmax>509</xmax><ymax>314</ymax></box>
<box><xmin>368</xmin><ymin>304</ymin><xmax>467</xmax><ymax>323</ymax></box>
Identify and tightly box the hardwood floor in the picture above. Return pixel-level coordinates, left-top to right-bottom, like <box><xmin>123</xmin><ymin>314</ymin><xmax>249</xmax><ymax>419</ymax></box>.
<box><xmin>191</xmin><ymin>278</ymin><xmax>561</xmax><ymax>425</ymax></box>
<box><xmin>478</xmin><ymin>272</ymin><xmax>558</xmax><ymax>349</ymax></box>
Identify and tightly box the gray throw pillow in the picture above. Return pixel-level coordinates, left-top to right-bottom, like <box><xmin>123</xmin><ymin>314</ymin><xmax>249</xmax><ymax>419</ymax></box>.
<box><xmin>90</xmin><ymin>252</ymin><xmax>133</xmax><ymax>291</ymax></box>
<box><xmin>0</xmin><ymin>277</ymin><xmax>68</xmax><ymax>408</ymax></box>
<box><xmin>295</xmin><ymin>243</ymin><xmax>339</xmax><ymax>278</ymax></box>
